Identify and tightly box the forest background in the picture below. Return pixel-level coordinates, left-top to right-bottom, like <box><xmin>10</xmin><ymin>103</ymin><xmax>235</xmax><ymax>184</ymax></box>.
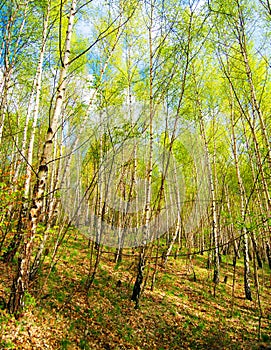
<box><xmin>0</xmin><ymin>0</ymin><xmax>271</xmax><ymax>348</ymax></box>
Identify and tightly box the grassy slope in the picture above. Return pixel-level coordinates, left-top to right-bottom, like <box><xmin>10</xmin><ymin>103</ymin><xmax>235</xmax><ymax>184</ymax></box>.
<box><xmin>0</xmin><ymin>232</ymin><xmax>271</xmax><ymax>350</ymax></box>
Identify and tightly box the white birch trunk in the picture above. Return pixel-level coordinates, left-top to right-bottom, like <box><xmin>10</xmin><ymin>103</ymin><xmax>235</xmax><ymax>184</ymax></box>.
<box><xmin>8</xmin><ymin>0</ymin><xmax>77</xmax><ymax>315</ymax></box>
<box><xmin>229</xmin><ymin>86</ymin><xmax>252</xmax><ymax>301</ymax></box>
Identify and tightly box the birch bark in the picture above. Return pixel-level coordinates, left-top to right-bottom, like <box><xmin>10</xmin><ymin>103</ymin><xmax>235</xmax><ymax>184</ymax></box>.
<box><xmin>8</xmin><ymin>0</ymin><xmax>77</xmax><ymax>316</ymax></box>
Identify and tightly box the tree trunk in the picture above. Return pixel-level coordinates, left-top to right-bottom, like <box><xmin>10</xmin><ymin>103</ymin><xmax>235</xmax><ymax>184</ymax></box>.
<box><xmin>8</xmin><ymin>0</ymin><xmax>77</xmax><ymax>316</ymax></box>
<box><xmin>197</xmin><ymin>106</ymin><xmax>220</xmax><ymax>285</ymax></box>
<box><xmin>131</xmin><ymin>1</ymin><xmax>154</xmax><ymax>307</ymax></box>
<box><xmin>229</xmin><ymin>85</ymin><xmax>252</xmax><ymax>301</ymax></box>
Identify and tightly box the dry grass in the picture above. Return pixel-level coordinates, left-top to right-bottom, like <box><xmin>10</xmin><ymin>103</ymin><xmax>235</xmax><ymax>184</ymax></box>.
<box><xmin>0</xmin><ymin>233</ymin><xmax>271</xmax><ymax>349</ymax></box>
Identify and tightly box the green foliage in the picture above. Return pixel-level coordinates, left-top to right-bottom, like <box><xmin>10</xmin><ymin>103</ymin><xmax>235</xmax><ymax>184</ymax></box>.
<box><xmin>79</xmin><ymin>338</ymin><xmax>90</xmax><ymax>350</ymax></box>
<box><xmin>60</xmin><ymin>337</ymin><xmax>71</xmax><ymax>350</ymax></box>
<box><xmin>1</xmin><ymin>2</ymin><xmax>271</xmax><ymax>349</ymax></box>
<box><xmin>0</xmin><ymin>340</ymin><xmax>15</xmax><ymax>350</ymax></box>
<box><xmin>24</xmin><ymin>292</ymin><xmax>36</xmax><ymax>310</ymax></box>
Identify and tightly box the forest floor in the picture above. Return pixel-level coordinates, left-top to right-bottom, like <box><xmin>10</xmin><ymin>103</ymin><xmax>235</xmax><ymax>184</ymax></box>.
<box><xmin>0</xmin><ymin>232</ymin><xmax>271</xmax><ymax>350</ymax></box>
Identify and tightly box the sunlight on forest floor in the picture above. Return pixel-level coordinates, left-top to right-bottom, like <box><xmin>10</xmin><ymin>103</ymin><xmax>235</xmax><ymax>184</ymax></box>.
<box><xmin>0</xmin><ymin>232</ymin><xmax>271</xmax><ymax>349</ymax></box>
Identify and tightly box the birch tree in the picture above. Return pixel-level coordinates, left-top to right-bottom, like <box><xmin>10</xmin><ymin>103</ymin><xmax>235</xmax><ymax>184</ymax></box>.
<box><xmin>8</xmin><ymin>0</ymin><xmax>78</xmax><ymax>315</ymax></box>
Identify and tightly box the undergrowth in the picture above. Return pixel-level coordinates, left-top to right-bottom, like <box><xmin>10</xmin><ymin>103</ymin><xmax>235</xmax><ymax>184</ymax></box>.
<box><xmin>0</xmin><ymin>232</ymin><xmax>270</xmax><ymax>349</ymax></box>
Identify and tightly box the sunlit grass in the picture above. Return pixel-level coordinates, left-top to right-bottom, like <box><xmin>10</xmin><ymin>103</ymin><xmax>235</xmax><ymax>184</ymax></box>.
<box><xmin>0</xmin><ymin>231</ymin><xmax>270</xmax><ymax>349</ymax></box>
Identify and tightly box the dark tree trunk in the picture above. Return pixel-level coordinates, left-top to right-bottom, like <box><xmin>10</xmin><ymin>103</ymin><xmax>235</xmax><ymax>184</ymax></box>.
<box><xmin>131</xmin><ymin>255</ymin><xmax>145</xmax><ymax>309</ymax></box>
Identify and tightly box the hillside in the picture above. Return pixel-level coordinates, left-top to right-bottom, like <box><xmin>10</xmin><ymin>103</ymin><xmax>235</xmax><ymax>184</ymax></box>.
<box><xmin>1</xmin><ymin>233</ymin><xmax>270</xmax><ymax>350</ymax></box>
